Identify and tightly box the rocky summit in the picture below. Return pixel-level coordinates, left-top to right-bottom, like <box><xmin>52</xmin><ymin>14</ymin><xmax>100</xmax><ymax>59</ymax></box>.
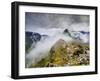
<box><xmin>30</xmin><ymin>39</ymin><xmax>89</xmax><ymax>68</ymax></box>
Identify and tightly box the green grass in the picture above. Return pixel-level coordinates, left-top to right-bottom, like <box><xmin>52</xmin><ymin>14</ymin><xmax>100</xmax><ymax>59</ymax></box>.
<box><xmin>29</xmin><ymin>41</ymin><xmax>89</xmax><ymax>68</ymax></box>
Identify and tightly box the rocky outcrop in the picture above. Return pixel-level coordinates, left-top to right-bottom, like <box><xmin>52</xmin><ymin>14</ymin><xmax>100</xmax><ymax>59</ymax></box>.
<box><xmin>48</xmin><ymin>39</ymin><xmax>89</xmax><ymax>67</ymax></box>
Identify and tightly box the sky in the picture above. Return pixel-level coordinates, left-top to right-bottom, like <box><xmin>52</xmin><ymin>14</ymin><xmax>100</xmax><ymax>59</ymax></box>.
<box><xmin>25</xmin><ymin>12</ymin><xmax>89</xmax><ymax>32</ymax></box>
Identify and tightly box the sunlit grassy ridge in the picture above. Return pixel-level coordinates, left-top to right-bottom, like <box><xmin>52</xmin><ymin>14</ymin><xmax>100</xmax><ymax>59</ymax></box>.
<box><xmin>30</xmin><ymin>39</ymin><xmax>89</xmax><ymax>68</ymax></box>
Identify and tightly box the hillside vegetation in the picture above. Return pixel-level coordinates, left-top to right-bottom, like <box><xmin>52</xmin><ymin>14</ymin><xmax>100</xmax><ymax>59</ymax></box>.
<box><xmin>30</xmin><ymin>39</ymin><xmax>89</xmax><ymax>68</ymax></box>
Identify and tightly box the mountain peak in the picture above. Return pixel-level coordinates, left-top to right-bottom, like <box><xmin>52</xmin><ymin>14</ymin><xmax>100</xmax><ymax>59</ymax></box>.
<box><xmin>51</xmin><ymin>39</ymin><xmax>67</xmax><ymax>50</ymax></box>
<box><xmin>54</xmin><ymin>39</ymin><xmax>66</xmax><ymax>45</ymax></box>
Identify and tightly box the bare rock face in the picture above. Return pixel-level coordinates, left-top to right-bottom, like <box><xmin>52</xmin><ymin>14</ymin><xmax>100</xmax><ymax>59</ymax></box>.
<box><xmin>31</xmin><ymin>39</ymin><xmax>89</xmax><ymax>68</ymax></box>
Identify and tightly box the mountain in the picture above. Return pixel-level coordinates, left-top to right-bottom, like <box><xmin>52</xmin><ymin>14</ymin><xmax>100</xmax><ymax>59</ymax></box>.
<box><xmin>31</xmin><ymin>39</ymin><xmax>89</xmax><ymax>68</ymax></box>
<box><xmin>48</xmin><ymin>39</ymin><xmax>89</xmax><ymax>67</ymax></box>
<box><xmin>25</xmin><ymin>32</ymin><xmax>41</xmax><ymax>53</ymax></box>
<box><xmin>25</xmin><ymin>32</ymin><xmax>33</xmax><ymax>53</ymax></box>
<box><xmin>63</xmin><ymin>29</ymin><xmax>89</xmax><ymax>43</ymax></box>
<box><xmin>32</xmin><ymin>33</ymin><xmax>41</xmax><ymax>42</ymax></box>
<box><xmin>25</xmin><ymin>31</ymin><xmax>49</xmax><ymax>53</ymax></box>
<box><xmin>41</xmin><ymin>35</ymin><xmax>49</xmax><ymax>41</ymax></box>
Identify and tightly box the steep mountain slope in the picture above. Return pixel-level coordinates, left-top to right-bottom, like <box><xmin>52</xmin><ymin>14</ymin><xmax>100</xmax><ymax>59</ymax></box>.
<box><xmin>31</xmin><ymin>39</ymin><xmax>89</xmax><ymax>68</ymax></box>
<box><xmin>25</xmin><ymin>31</ymin><xmax>49</xmax><ymax>53</ymax></box>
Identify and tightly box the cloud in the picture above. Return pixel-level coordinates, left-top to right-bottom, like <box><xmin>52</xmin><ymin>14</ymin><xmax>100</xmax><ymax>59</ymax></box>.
<box><xmin>25</xmin><ymin>12</ymin><xmax>90</xmax><ymax>68</ymax></box>
<box><xmin>25</xmin><ymin>31</ymin><xmax>73</xmax><ymax>68</ymax></box>
<box><xmin>25</xmin><ymin>12</ymin><xmax>89</xmax><ymax>31</ymax></box>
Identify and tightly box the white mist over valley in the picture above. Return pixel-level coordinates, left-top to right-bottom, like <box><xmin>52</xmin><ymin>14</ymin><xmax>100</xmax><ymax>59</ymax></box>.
<box><xmin>25</xmin><ymin>12</ymin><xmax>90</xmax><ymax>68</ymax></box>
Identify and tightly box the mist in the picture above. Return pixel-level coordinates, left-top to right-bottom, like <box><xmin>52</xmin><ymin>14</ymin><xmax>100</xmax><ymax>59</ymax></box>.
<box><xmin>25</xmin><ymin>12</ymin><xmax>89</xmax><ymax>31</ymax></box>
<box><xmin>25</xmin><ymin>12</ymin><xmax>90</xmax><ymax>68</ymax></box>
<box><xmin>25</xmin><ymin>30</ymin><xmax>73</xmax><ymax>67</ymax></box>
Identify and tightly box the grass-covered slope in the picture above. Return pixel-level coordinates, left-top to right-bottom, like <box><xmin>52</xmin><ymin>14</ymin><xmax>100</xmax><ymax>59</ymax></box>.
<box><xmin>30</xmin><ymin>39</ymin><xmax>89</xmax><ymax>68</ymax></box>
